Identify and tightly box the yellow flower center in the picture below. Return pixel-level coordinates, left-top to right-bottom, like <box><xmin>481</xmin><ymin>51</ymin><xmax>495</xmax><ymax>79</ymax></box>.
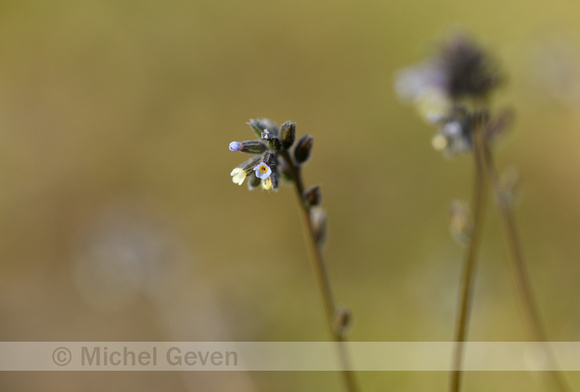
<box><xmin>259</xmin><ymin>165</ymin><xmax>268</xmax><ymax>173</ymax></box>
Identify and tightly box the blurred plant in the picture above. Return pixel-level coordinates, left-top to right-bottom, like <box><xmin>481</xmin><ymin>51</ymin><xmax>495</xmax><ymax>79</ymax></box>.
<box><xmin>228</xmin><ymin>119</ymin><xmax>358</xmax><ymax>392</ymax></box>
<box><xmin>396</xmin><ymin>33</ymin><xmax>570</xmax><ymax>392</ymax></box>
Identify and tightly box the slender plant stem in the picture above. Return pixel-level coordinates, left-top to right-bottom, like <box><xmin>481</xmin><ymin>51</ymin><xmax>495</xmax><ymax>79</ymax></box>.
<box><xmin>280</xmin><ymin>150</ymin><xmax>359</xmax><ymax>392</ymax></box>
<box><xmin>481</xmin><ymin>145</ymin><xmax>571</xmax><ymax>392</ymax></box>
<box><xmin>449</xmin><ymin>114</ymin><xmax>488</xmax><ymax>392</ymax></box>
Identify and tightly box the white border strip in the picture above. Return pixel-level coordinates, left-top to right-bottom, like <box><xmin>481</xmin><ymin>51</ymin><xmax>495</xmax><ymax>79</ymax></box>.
<box><xmin>0</xmin><ymin>342</ymin><xmax>578</xmax><ymax>371</ymax></box>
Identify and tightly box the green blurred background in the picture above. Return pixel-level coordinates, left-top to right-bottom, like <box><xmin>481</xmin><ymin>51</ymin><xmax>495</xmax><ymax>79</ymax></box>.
<box><xmin>1</xmin><ymin>0</ymin><xmax>579</xmax><ymax>390</ymax></box>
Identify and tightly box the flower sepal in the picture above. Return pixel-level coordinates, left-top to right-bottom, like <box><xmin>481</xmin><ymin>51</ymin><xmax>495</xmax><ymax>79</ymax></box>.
<box><xmin>248</xmin><ymin>119</ymin><xmax>280</xmax><ymax>138</ymax></box>
<box><xmin>280</xmin><ymin>121</ymin><xmax>296</xmax><ymax>149</ymax></box>
<box><xmin>229</xmin><ymin>140</ymin><xmax>268</xmax><ymax>154</ymax></box>
<box><xmin>294</xmin><ymin>134</ymin><xmax>313</xmax><ymax>164</ymax></box>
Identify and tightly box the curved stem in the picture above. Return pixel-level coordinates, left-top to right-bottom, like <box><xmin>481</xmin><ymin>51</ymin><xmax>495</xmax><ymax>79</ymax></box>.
<box><xmin>449</xmin><ymin>115</ymin><xmax>488</xmax><ymax>392</ymax></box>
<box><xmin>279</xmin><ymin>150</ymin><xmax>359</xmax><ymax>392</ymax></box>
<box><xmin>481</xmin><ymin>145</ymin><xmax>571</xmax><ymax>392</ymax></box>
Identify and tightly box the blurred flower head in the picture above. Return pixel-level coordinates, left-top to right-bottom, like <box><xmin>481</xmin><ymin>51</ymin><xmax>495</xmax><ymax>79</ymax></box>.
<box><xmin>396</xmin><ymin>33</ymin><xmax>506</xmax><ymax>157</ymax></box>
<box><xmin>436</xmin><ymin>34</ymin><xmax>502</xmax><ymax>100</ymax></box>
<box><xmin>396</xmin><ymin>34</ymin><xmax>502</xmax><ymax>118</ymax></box>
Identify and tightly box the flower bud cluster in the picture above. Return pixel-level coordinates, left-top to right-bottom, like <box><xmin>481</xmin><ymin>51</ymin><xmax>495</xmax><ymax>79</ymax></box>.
<box><xmin>228</xmin><ymin>119</ymin><xmax>311</xmax><ymax>191</ymax></box>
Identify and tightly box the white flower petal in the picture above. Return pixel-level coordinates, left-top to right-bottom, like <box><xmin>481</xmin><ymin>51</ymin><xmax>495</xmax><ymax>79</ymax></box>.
<box><xmin>230</xmin><ymin>168</ymin><xmax>247</xmax><ymax>185</ymax></box>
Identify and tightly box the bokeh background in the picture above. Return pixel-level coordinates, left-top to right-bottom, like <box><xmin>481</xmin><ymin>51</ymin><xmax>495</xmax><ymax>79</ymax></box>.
<box><xmin>1</xmin><ymin>0</ymin><xmax>579</xmax><ymax>391</ymax></box>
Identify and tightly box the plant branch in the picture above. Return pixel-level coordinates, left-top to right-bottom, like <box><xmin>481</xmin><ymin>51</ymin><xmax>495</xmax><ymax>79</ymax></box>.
<box><xmin>279</xmin><ymin>150</ymin><xmax>359</xmax><ymax>392</ymax></box>
<box><xmin>449</xmin><ymin>114</ymin><xmax>488</xmax><ymax>392</ymax></box>
<box><xmin>481</xmin><ymin>144</ymin><xmax>571</xmax><ymax>392</ymax></box>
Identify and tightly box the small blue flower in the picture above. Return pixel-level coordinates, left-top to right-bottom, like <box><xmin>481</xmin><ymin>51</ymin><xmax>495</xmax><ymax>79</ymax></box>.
<box><xmin>229</xmin><ymin>141</ymin><xmax>242</xmax><ymax>152</ymax></box>
<box><xmin>253</xmin><ymin>162</ymin><xmax>272</xmax><ymax>180</ymax></box>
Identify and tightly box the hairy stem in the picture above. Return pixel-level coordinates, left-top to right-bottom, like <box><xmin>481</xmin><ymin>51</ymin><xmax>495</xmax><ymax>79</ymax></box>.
<box><xmin>481</xmin><ymin>145</ymin><xmax>571</xmax><ymax>392</ymax></box>
<box><xmin>280</xmin><ymin>150</ymin><xmax>359</xmax><ymax>392</ymax></box>
<box><xmin>449</xmin><ymin>115</ymin><xmax>488</xmax><ymax>392</ymax></box>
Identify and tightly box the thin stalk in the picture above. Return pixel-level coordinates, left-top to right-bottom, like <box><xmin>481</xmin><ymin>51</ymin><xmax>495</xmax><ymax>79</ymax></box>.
<box><xmin>449</xmin><ymin>115</ymin><xmax>488</xmax><ymax>392</ymax></box>
<box><xmin>280</xmin><ymin>150</ymin><xmax>359</xmax><ymax>392</ymax></box>
<box><xmin>481</xmin><ymin>145</ymin><xmax>571</xmax><ymax>392</ymax></box>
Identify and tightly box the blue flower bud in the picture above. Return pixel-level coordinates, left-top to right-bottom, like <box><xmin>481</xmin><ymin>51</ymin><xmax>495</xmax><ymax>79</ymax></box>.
<box><xmin>229</xmin><ymin>141</ymin><xmax>242</xmax><ymax>152</ymax></box>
